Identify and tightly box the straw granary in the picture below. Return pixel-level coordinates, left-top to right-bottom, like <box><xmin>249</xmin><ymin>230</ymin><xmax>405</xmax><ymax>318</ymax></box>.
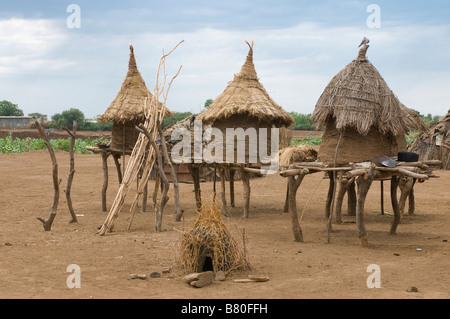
<box><xmin>311</xmin><ymin>39</ymin><xmax>427</xmax><ymax>165</ymax></box>
<box><xmin>196</xmin><ymin>40</ymin><xmax>294</xmax><ymax>164</ymax></box>
<box><xmin>98</xmin><ymin>44</ymin><xmax>173</xmax><ymax>154</ymax></box>
<box><xmin>183</xmin><ymin>41</ymin><xmax>294</xmax><ymax>217</ymax></box>
<box><xmin>408</xmin><ymin>109</ymin><xmax>450</xmax><ymax>169</ymax></box>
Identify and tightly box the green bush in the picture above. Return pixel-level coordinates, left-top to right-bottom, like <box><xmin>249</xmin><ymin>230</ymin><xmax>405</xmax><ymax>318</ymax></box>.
<box><xmin>291</xmin><ymin>132</ymin><xmax>323</xmax><ymax>146</ymax></box>
<box><xmin>0</xmin><ymin>133</ymin><xmax>110</xmax><ymax>154</ymax></box>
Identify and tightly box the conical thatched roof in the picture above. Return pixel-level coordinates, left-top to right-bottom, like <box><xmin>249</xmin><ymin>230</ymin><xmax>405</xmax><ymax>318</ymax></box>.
<box><xmin>310</xmin><ymin>39</ymin><xmax>426</xmax><ymax>136</ymax></box>
<box><xmin>196</xmin><ymin>41</ymin><xmax>294</xmax><ymax>128</ymax></box>
<box><xmin>98</xmin><ymin>45</ymin><xmax>173</xmax><ymax>123</ymax></box>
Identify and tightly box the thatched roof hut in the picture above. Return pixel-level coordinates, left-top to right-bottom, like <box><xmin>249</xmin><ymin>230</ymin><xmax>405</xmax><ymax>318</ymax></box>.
<box><xmin>196</xmin><ymin>41</ymin><xmax>294</xmax><ymax>165</ymax></box>
<box><xmin>311</xmin><ymin>38</ymin><xmax>427</xmax><ymax>165</ymax></box>
<box><xmin>197</xmin><ymin>41</ymin><xmax>294</xmax><ymax>128</ymax></box>
<box><xmin>408</xmin><ymin>109</ymin><xmax>450</xmax><ymax>169</ymax></box>
<box><xmin>98</xmin><ymin>45</ymin><xmax>173</xmax><ymax>153</ymax></box>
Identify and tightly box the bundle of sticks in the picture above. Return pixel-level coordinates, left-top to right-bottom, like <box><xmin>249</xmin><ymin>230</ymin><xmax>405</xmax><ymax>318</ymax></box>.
<box><xmin>98</xmin><ymin>41</ymin><xmax>183</xmax><ymax>235</ymax></box>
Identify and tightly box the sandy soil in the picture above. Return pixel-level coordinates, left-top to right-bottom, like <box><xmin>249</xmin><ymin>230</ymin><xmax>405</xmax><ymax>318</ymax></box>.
<box><xmin>0</xmin><ymin>136</ymin><xmax>449</xmax><ymax>299</ymax></box>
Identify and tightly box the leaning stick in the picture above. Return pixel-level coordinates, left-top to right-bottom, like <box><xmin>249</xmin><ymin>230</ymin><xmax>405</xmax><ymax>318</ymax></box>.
<box><xmin>36</xmin><ymin>120</ymin><xmax>61</xmax><ymax>231</ymax></box>
<box><xmin>65</xmin><ymin>120</ymin><xmax>78</xmax><ymax>223</ymax></box>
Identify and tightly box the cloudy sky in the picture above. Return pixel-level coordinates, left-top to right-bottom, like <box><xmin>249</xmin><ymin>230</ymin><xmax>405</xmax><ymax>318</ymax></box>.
<box><xmin>1</xmin><ymin>0</ymin><xmax>449</xmax><ymax>120</ymax></box>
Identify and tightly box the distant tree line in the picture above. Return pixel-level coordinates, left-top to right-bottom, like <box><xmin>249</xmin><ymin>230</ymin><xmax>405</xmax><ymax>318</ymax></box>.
<box><xmin>0</xmin><ymin>99</ymin><xmax>445</xmax><ymax>132</ymax></box>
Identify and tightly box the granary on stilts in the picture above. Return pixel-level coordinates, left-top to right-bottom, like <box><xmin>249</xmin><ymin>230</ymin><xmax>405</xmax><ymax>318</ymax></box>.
<box><xmin>408</xmin><ymin>109</ymin><xmax>450</xmax><ymax>170</ymax></box>
<box><xmin>89</xmin><ymin>45</ymin><xmax>173</xmax><ymax>211</ymax></box>
<box><xmin>280</xmin><ymin>38</ymin><xmax>439</xmax><ymax>245</ymax></box>
<box><xmin>171</xmin><ymin>41</ymin><xmax>294</xmax><ymax>218</ymax></box>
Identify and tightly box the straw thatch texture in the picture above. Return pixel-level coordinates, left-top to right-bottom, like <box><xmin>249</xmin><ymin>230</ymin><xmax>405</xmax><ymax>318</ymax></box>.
<box><xmin>98</xmin><ymin>45</ymin><xmax>173</xmax><ymax>124</ymax></box>
<box><xmin>178</xmin><ymin>202</ymin><xmax>251</xmax><ymax>274</ymax></box>
<box><xmin>408</xmin><ymin>109</ymin><xmax>450</xmax><ymax>169</ymax></box>
<box><xmin>310</xmin><ymin>43</ymin><xmax>426</xmax><ymax>137</ymax></box>
<box><xmin>279</xmin><ymin>145</ymin><xmax>318</xmax><ymax>167</ymax></box>
<box><xmin>196</xmin><ymin>41</ymin><xmax>294</xmax><ymax>128</ymax></box>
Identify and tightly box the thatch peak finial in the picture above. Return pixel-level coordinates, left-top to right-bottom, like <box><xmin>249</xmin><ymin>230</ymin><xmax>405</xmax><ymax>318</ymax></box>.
<box><xmin>235</xmin><ymin>40</ymin><xmax>257</xmax><ymax>80</ymax></box>
<box><xmin>128</xmin><ymin>44</ymin><xmax>138</xmax><ymax>73</ymax></box>
<box><xmin>357</xmin><ymin>37</ymin><xmax>370</xmax><ymax>60</ymax></box>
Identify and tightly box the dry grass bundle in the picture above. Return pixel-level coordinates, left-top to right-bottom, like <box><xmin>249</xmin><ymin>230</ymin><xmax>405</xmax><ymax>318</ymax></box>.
<box><xmin>279</xmin><ymin>127</ymin><xmax>293</xmax><ymax>150</ymax></box>
<box><xmin>279</xmin><ymin>145</ymin><xmax>318</xmax><ymax>167</ymax></box>
<box><xmin>310</xmin><ymin>41</ymin><xmax>426</xmax><ymax>136</ymax></box>
<box><xmin>178</xmin><ymin>202</ymin><xmax>251</xmax><ymax>274</ymax></box>
<box><xmin>196</xmin><ymin>41</ymin><xmax>294</xmax><ymax>128</ymax></box>
<box><xmin>408</xmin><ymin>109</ymin><xmax>450</xmax><ymax>169</ymax></box>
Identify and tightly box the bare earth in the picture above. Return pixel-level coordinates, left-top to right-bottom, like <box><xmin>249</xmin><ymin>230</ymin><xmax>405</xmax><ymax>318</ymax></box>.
<box><xmin>0</xmin><ymin>132</ymin><xmax>449</xmax><ymax>299</ymax></box>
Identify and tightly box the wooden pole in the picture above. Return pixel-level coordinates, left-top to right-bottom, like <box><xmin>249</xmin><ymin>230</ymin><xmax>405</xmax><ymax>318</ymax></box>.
<box><xmin>218</xmin><ymin>167</ymin><xmax>227</xmax><ymax>210</ymax></box>
<box><xmin>241</xmin><ymin>167</ymin><xmax>251</xmax><ymax>219</ymax></box>
<box><xmin>380</xmin><ymin>180</ymin><xmax>384</xmax><ymax>215</ymax></box>
<box><xmin>287</xmin><ymin>168</ymin><xmax>309</xmax><ymax>242</ymax></box>
<box><xmin>355</xmin><ymin>165</ymin><xmax>375</xmax><ymax>247</ymax></box>
<box><xmin>188</xmin><ymin>164</ymin><xmax>202</xmax><ymax>212</ymax></box>
<box><xmin>325</xmin><ymin>173</ymin><xmax>335</xmax><ymax>219</ymax></box>
<box><xmin>334</xmin><ymin>175</ymin><xmax>348</xmax><ymax>223</ymax></box>
<box><xmin>155</xmin><ymin>121</ymin><xmax>182</xmax><ymax>222</ymax></box>
<box><xmin>408</xmin><ymin>178</ymin><xmax>416</xmax><ymax>215</ymax></box>
<box><xmin>65</xmin><ymin>120</ymin><xmax>78</xmax><ymax>223</ymax></box>
<box><xmin>35</xmin><ymin>120</ymin><xmax>61</xmax><ymax>231</ymax></box>
<box><xmin>347</xmin><ymin>178</ymin><xmax>356</xmax><ymax>216</ymax></box>
<box><xmin>398</xmin><ymin>176</ymin><xmax>414</xmax><ymax>223</ymax></box>
<box><xmin>112</xmin><ymin>154</ymin><xmax>123</xmax><ymax>184</ymax></box>
<box><xmin>101</xmin><ymin>152</ymin><xmax>109</xmax><ymax>212</ymax></box>
<box><xmin>390</xmin><ymin>176</ymin><xmax>401</xmax><ymax>235</ymax></box>
<box><xmin>229</xmin><ymin>169</ymin><xmax>235</xmax><ymax>208</ymax></box>
<box><xmin>283</xmin><ymin>180</ymin><xmax>289</xmax><ymax>213</ymax></box>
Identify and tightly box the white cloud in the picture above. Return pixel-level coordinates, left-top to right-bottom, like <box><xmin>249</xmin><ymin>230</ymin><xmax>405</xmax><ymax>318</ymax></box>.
<box><xmin>1</xmin><ymin>16</ymin><xmax>449</xmax><ymax>118</ymax></box>
<box><xmin>0</xmin><ymin>18</ymin><xmax>70</xmax><ymax>73</ymax></box>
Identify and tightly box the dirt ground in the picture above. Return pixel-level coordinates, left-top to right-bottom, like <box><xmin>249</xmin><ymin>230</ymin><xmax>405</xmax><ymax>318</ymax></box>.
<box><xmin>0</xmin><ymin>132</ymin><xmax>449</xmax><ymax>299</ymax></box>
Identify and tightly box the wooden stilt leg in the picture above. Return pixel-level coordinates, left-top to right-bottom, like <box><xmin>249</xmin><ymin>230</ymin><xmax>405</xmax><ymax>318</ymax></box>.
<box><xmin>390</xmin><ymin>176</ymin><xmax>401</xmax><ymax>235</ymax></box>
<box><xmin>408</xmin><ymin>178</ymin><xmax>416</xmax><ymax>215</ymax></box>
<box><xmin>241</xmin><ymin>168</ymin><xmax>250</xmax><ymax>219</ymax></box>
<box><xmin>356</xmin><ymin>167</ymin><xmax>375</xmax><ymax>247</ymax></box>
<box><xmin>398</xmin><ymin>176</ymin><xmax>414</xmax><ymax>222</ymax></box>
<box><xmin>347</xmin><ymin>178</ymin><xmax>356</xmax><ymax>216</ymax></box>
<box><xmin>218</xmin><ymin>168</ymin><xmax>227</xmax><ymax>209</ymax></box>
<box><xmin>188</xmin><ymin>164</ymin><xmax>202</xmax><ymax>211</ymax></box>
<box><xmin>325</xmin><ymin>172</ymin><xmax>335</xmax><ymax>219</ymax></box>
<box><xmin>334</xmin><ymin>175</ymin><xmax>348</xmax><ymax>223</ymax></box>
<box><xmin>101</xmin><ymin>152</ymin><xmax>109</xmax><ymax>212</ymax></box>
<box><xmin>284</xmin><ymin>181</ymin><xmax>289</xmax><ymax>213</ymax></box>
<box><xmin>112</xmin><ymin>154</ymin><xmax>123</xmax><ymax>184</ymax></box>
<box><xmin>229</xmin><ymin>169</ymin><xmax>235</xmax><ymax>207</ymax></box>
<box><xmin>287</xmin><ymin>168</ymin><xmax>309</xmax><ymax>242</ymax></box>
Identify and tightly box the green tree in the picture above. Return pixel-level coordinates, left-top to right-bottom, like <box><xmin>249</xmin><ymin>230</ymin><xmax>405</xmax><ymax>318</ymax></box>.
<box><xmin>50</xmin><ymin>108</ymin><xmax>85</xmax><ymax>130</ymax></box>
<box><xmin>161</xmin><ymin>112</ymin><xmax>193</xmax><ymax>128</ymax></box>
<box><xmin>204</xmin><ymin>99</ymin><xmax>213</xmax><ymax>109</ymax></box>
<box><xmin>0</xmin><ymin>100</ymin><xmax>24</xmax><ymax>116</ymax></box>
<box><xmin>289</xmin><ymin>112</ymin><xmax>316</xmax><ymax>130</ymax></box>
